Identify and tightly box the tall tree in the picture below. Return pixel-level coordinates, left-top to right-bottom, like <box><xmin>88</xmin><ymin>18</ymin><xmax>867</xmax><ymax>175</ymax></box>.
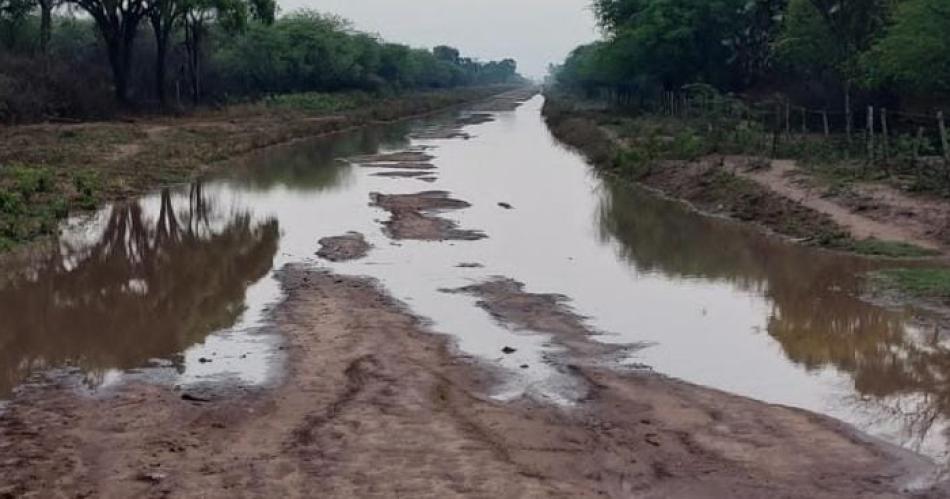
<box><xmin>37</xmin><ymin>0</ymin><xmax>59</xmax><ymax>54</ymax></box>
<box><xmin>147</xmin><ymin>0</ymin><xmax>187</xmax><ymax>105</ymax></box>
<box><xmin>69</xmin><ymin>0</ymin><xmax>149</xmax><ymax>103</ymax></box>
<box><xmin>182</xmin><ymin>0</ymin><xmax>273</xmax><ymax>104</ymax></box>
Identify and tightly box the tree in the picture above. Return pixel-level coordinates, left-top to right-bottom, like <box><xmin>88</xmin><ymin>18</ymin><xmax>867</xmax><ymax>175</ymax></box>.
<box><xmin>69</xmin><ymin>0</ymin><xmax>149</xmax><ymax>103</ymax></box>
<box><xmin>36</xmin><ymin>0</ymin><xmax>59</xmax><ymax>54</ymax></box>
<box><xmin>147</xmin><ymin>0</ymin><xmax>187</xmax><ymax>104</ymax></box>
<box><xmin>432</xmin><ymin>45</ymin><xmax>459</xmax><ymax>64</ymax></box>
<box><xmin>0</xmin><ymin>0</ymin><xmax>35</xmax><ymax>51</ymax></box>
<box><xmin>863</xmin><ymin>0</ymin><xmax>950</xmax><ymax>95</ymax></box>
<box><xmin>182</xmin><ymin>0</ymin><xmax>273</xmax><ymax>104</ymax></box>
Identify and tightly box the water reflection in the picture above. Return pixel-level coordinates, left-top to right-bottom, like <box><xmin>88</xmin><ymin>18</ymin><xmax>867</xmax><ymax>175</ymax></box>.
<box><xmin>0</xmin><ymin>186</ymin><xmax>279</xmax><ymax>397</ymax></box>
<box><xmin>596</xmin><ymin>175</ymin><xmax>950</xmax><ymax>456</ymax></box>
<box><xmin>225</xmin><ymin>122</ymin><xmax>414</xmax><ymax>191</ymax></box>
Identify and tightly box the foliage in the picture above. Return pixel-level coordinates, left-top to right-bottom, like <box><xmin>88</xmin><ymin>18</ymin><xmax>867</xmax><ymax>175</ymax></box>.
<box><xmin>863</xmin><ymin>0</ymin><xmax>950</xmax><ymax>94</ymax></box>
<box><xmin>872</xmin><ymin>268</ymin><xmax>950</xmax><ymax>298</ymax></box>
<box><xmin>0</xmin><ymin>7</ymin><xmax>524</xmax><ymax>121</ymax></box>
<box><xmin>552</xmin><ymin>0</ymin><xmax>950</xmax><ymax>104</ymax></box>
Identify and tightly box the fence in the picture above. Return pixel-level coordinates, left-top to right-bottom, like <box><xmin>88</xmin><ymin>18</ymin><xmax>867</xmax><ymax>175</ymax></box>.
<box><xmin>645</xmin><ymin>88</ymin><xmax>950</xmax><ymax>191</ymax></box>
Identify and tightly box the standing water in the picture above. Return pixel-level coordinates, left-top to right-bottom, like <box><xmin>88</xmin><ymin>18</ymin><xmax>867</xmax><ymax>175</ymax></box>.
<box><xmin>2</xmin><ymin>95</ymin><xmax>949</xmax><ymax>469</ymax></box>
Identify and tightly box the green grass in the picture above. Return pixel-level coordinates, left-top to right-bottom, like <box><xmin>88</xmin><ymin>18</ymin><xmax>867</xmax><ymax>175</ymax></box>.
<box><xmin>264</xmin><ymin>91</ymin><xmax>373</xmax><ymax>113</ymax></box>
<box><xmin>836</xmin><ymin>238</ymin><xmax>940</xmax><ymax>258</ymax></box>
<box><xmin>0</xmin><ymin>164</ymin><xmax>101</xmax><ymax>250</ymax></box>
<box><xmin>872</xmin><ymin>268</ymin><xmax>950</xmax><ymax>299</ymax></box>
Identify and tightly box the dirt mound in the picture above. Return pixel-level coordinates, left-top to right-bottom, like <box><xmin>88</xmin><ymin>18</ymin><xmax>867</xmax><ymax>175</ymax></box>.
<box><xmin>369</xmin><ymin>191</ymin><xmax>485</xmax><ymax>241</ymax></box>
<box><xmin>316</xmin><ymin>232</ymin><xmax>371</xmax><ymax>262</ymax></box>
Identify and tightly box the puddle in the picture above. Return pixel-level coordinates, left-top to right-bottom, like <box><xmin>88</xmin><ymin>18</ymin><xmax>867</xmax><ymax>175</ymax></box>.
<box><xmin>3</xmin><ymin>96</ymin><xmax>950</xmax><ymax>469</ymax></box>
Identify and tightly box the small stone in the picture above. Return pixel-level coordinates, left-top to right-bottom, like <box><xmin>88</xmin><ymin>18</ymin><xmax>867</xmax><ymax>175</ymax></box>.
<box><xmin>501</xmin><ymin>346</ymin><xmax>517</xmax><ymax>354</ymax></box>
<box><xmin>498</xmin><ymin>202</ymin><xmax>513</xmax><ymax>209</ymax></box>
<box><xmin>520</xmin><ymin>364</ymin><xmax>529</xmax><ymax>369</ymax></box>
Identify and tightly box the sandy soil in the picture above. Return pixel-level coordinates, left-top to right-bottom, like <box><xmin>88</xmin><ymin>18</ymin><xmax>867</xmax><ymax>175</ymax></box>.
<box><xmin>1</xmin><ymin>266</ymin><xmax>944</xmax><ymax>498</ymax></box>
<box><xmin>733</xmin><ymin>158</ymin><xmax>945</xmax><ymax>251</ymax></box>
<box><xmin>370</xmin><ymin>191</ymin><xmax>486</xmax><ymax>241</ymax></box>
<box><xmin>316</xmin><ymin>232</ymin><xmax>371</xmax><ymax>262</ymax></box>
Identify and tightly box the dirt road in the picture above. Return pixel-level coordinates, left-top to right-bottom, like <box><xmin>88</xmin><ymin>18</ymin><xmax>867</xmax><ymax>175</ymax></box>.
<box><xmin>0</xmin><ymin>265</ymin><xmax>944</xmax><ymax>498</ymax></box>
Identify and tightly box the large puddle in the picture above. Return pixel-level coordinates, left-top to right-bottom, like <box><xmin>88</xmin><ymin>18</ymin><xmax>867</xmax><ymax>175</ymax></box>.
<box><xmin>3</xmin><ymin>96</ymin><xmax>950</xmax><ymax>469</ymax></box>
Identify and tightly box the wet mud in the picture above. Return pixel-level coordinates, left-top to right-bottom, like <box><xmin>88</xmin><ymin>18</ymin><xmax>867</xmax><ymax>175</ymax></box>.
<box><xmin>0</xmin><ymin>266</ymin><xmax>942</xmax><ymax>498</ymax></box>
<box><xmin>370</xmin><ymin>191</ymin><xmax>486</xmax><ymax>241</ymax></box>
<box><xmin>350</xmin><ymin>151</ymin><xmax>434</xmax><ymax>163</ymax></box>
<box><xmin>316</xmin><ymin>232</ymin><xmax>371</xmax><ymax>262</ymax></box>
<box><xmin>5</xmin><ymin>86</ymin><xmax>950</xmax><ymax>497</ymax></box>
<box><xmin>445</xmin><ymin>277</ymin><xmax>642</xmax><ymax>363</ymax></box>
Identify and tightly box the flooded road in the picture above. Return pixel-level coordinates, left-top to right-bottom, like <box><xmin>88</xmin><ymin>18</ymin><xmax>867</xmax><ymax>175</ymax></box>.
<box><xmin>3</xmin><ymin>94</ymin><xmax>950</xmax><ymax>471</ymax></box>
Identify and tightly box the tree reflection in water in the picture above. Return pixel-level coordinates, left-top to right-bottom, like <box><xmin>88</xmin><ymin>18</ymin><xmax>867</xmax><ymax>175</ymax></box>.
<box><xmin>0</xmin><ymin>184</ymin><xmax>279</xmax><ymax>397</ymax></box>
<box><xmin>596</xmin><ymin>176</ymin><xmax>950</xmax><ymax>458</ymax></box>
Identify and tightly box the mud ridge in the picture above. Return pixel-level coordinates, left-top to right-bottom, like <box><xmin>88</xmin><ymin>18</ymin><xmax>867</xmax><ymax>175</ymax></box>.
<box><xmin>316</xmin><ymin>232</ymin><xmax>371</xmax><ymax>262</ymax></box>
<box><xmin>0</xmin><ymin>266</ymin><xmax>942</xmax><ymax>497</ymax></box>
<box><xmin>370</xmin><ymin>191</ymin><xmax>486</xmax><ymax>241</ymax></box>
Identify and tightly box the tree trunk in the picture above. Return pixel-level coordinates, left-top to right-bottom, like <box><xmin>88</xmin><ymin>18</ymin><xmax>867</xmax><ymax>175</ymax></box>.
<box><xmin>185</xmin><ymin>20</ymin><xmax>202</xmax><ymax>105</ymax></box>
<box><xmin>844</xmin><ymin>82</ymin><xmax>852</xmax><ymax>145</ymax></box>
<box><xmin>39</xmin><ymin>0</ymin><xmax>52</xmax><ymax>55</ymax></box>
<box><xmin>152</xmin><ymin>19</ymin><xmax>170</xmax><ymax>106</ymax></box>
<box><xmin>106</xmin><ymin>38</ymin><xmax>130</xmax><ymax>104</ymax></box>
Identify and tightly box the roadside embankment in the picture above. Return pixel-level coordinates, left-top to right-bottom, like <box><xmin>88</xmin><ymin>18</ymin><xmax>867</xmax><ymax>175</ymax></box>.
<box><xmin>542</xmin><ymin>95</ymin><xmax>948</xmax><ymax>258</ymax></box>
<box><xmin>0</xmin><ymin>86</ymin><xmax>526</xmax><ymax>252</ymax></box>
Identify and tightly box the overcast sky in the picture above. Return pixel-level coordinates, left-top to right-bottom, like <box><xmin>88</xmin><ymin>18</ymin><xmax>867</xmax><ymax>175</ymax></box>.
<box><xmin>276</xmin><ymin>0</ymin><xmax>599</xmax><ymax>79</ymax></box>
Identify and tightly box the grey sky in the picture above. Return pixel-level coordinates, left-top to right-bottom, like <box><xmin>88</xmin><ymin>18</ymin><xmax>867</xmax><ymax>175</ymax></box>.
<box><xmin>276</xmin><ymin>0</ymin><xmax>599</xmax><ymax>79</ymax></box>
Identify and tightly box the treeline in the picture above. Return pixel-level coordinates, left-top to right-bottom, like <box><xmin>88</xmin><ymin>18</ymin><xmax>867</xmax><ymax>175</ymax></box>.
<box><xmin>0</xmin><ymin>2</ymin><xmax>524</xmax><ymax>122</ymax></box>
<box><xmin>551</xmin><ymin>0</ymin><xmax>950</xmax><ymax>111</ymax></box>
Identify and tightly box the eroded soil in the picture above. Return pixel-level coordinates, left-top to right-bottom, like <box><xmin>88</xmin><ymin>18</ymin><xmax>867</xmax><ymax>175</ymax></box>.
<box><xmin>370</xmin><ymin>191</ymin><xmax>486</xmax><ymax>241</ymax></box>
<box><xmin>733</xmin><ymin>158</ymin><xmax>946</xmax><ymax>250</ymax></box>
<box><xmin>316</xmin><ymin>232</ymin><xmax>371</xmax><ymax>262</ymax></box>
<box><xmin>0</xmin><ymin>267</ymin><xmax>943</xmax><ymax>498</ymax></box>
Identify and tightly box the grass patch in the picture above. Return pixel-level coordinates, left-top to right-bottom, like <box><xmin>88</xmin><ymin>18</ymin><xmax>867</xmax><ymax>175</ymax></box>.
<box><xmin>872</xmin><ymin>268</ymin><xmax>950</xmax><ymax>299</ymax></box>
<box><xmin>263</xmin><ymin>91</ymin><xmax>374</xmax><ymax>113</ymax></box>
<box><xmin>835</xmin><ymin>238</ymin><xmax>940</xmax><ymax>258</ymax></box>
<box><xmin>0</xmin><ymin>164</ymin><xmax>101</xmax><ymax>249</ymax></box>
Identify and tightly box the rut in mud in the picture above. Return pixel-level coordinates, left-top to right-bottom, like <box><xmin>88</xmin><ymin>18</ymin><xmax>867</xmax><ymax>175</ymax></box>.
<box><xmin>3</xmin><ymin>87</ymin><xmax>950</xmax><ymax>496</ymax></box>
<box><xmin>0</xmin><ymin>267</ymin><xmax>938</xmax><ymax>498</ymax></box>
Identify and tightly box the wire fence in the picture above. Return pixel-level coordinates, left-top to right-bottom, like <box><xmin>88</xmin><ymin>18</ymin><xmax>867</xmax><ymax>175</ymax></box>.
<box><xmin>641</xmin><ymin>87</ymin><xmax>950</xmax><ymax>192</ymax></box>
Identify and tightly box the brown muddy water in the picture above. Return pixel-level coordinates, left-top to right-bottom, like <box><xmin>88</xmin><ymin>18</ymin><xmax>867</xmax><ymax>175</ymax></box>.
<box><xmin>3</xmin><ymin>96</ymin><xmax>950</xmax><ymax>474</ymax></box>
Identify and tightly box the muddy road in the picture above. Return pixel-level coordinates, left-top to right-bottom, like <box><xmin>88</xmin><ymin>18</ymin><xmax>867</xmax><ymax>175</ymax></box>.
<box><xmin>2</xmin><ymin>88</ymin><xmax>950</xmax><ymax>496</ymax></box>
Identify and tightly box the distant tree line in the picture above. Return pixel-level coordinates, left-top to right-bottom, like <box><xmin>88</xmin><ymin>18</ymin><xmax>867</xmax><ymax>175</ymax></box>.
<box><xmin>550</xmin><ymin>0</ymin><xmax>950</xmax><ymax>112</ymax></box>
<box><xmin>0</xmin><ymin>3</ymin><xmax>524</xmax><ymax>122</ymax></box>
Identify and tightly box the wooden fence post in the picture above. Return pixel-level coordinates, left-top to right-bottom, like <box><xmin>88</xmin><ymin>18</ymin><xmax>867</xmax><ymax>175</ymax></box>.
<box><xmin>881</xmin><ymin>108</ymin><xmax>890</xmax><ymax>162</ymax></box>
<box><xmin>913</xmin><ymin>126</ymin><xmax>925</xmax><ymax>183</ymax></box>
<box><xmin>822</xmin><ymin>110</ymin><xmax>829</xmax><ymax>137</ymax></box>
<box><xmin>866</xmin><ymin>106</ymin><xmax>875</xmax><ymax>171</ymax></box>
<box><xmin>938</xmin><ymin>111</ymin><xmax>950</xmax><ymax>168</ymax></box>
<box><xmin>784</xmin><ymin>101</ymin><xmax>791</xmax><ymax>137</ymax></box>
<box><xmin>845</xmin><ymin>89</ymin><xmax>852</xmax><ymax>145</ymax></box>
